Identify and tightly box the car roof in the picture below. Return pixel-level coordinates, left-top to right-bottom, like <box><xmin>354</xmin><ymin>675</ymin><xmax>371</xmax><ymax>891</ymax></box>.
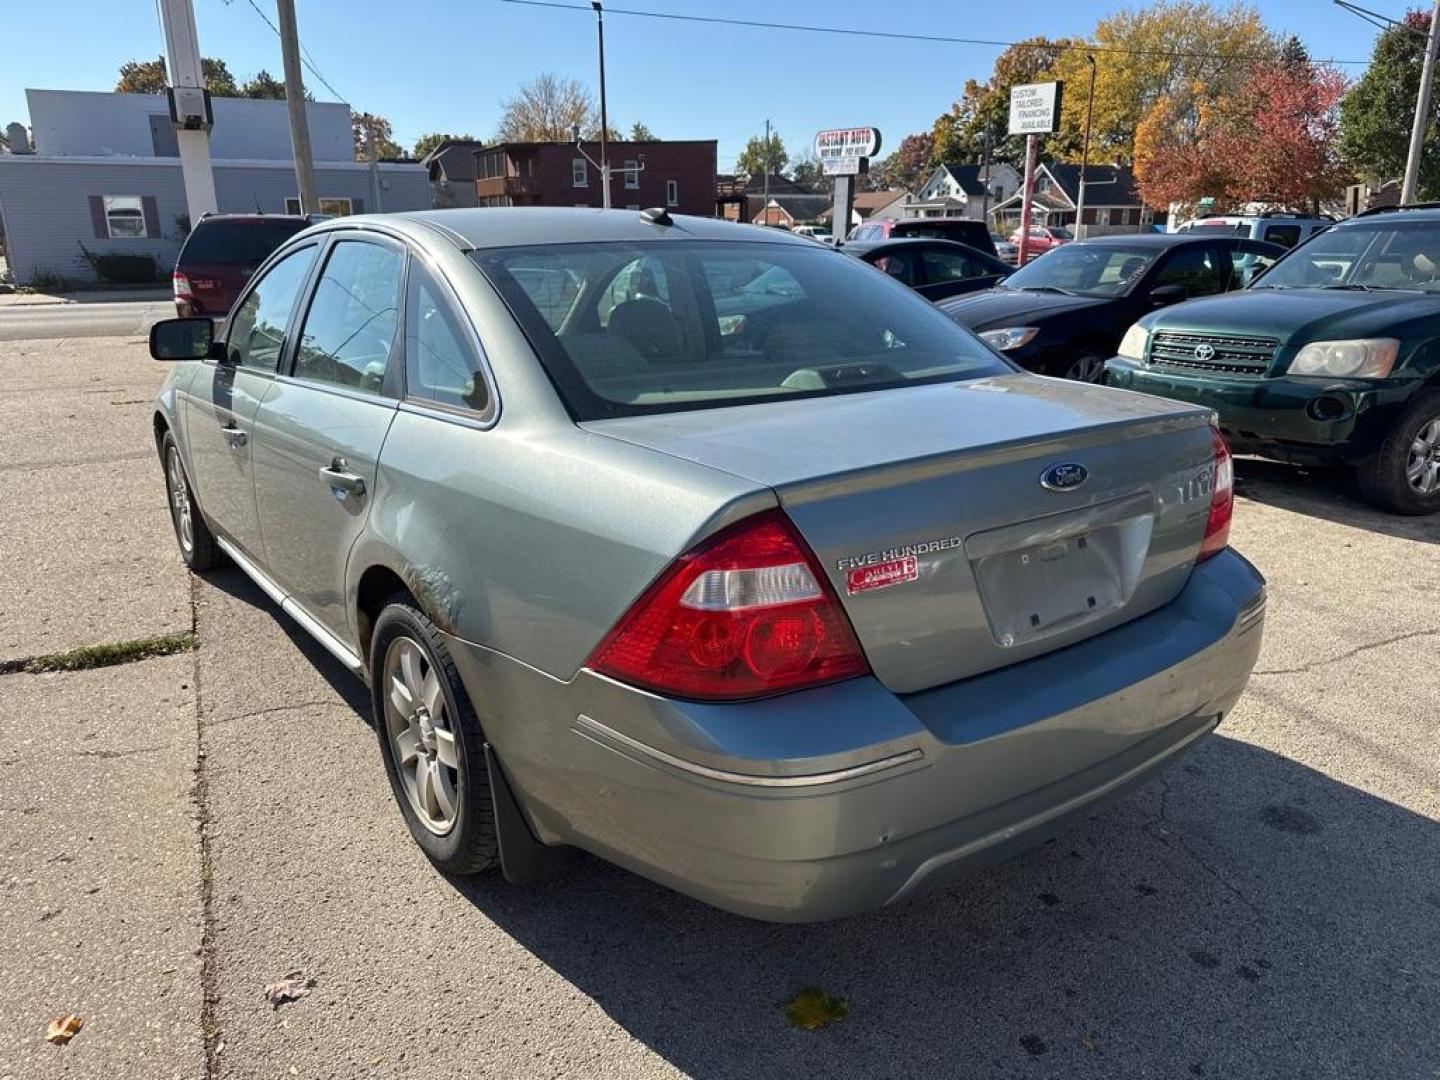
<box><xmin>846</xmin><ymin>237</ymin><xmax>986</xmax><ymax>255</ymax></box>
<box><xmin>195</xmin><ymin>213</ymin><xmax>311</xmax><ymax>225</ymax></box>
<box><xmin>371</xmin><ymin>207</ymin><xmax>817</xmax><ymax>251</ymax></box>
<box><xmin>1348</xmin><ymin>204</ymin><xmax>1440</xmax><ymax>224</ymax></box>
<box><xmin>1076</xmin><ymin>233</ymin><xmax>1239</xmax><ymax>248</ymax></box>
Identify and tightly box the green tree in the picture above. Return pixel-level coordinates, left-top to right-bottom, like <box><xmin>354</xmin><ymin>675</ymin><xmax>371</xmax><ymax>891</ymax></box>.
<box><xmin>737</xmin><ymin>130</ymin><xmax>788</xmax><ymax>178</ymax></box>
<box><xmin>116</xmin><ymin>56</ymin><xmax>238</xmax><ymax>95</ymax></box>
<box><xmin>239</xmin><ymin>70</ymin><xmax>289</xmax><ymax>99</ymax></box>
<box><xmin>871</xmin><ymin>132</ymin><xmax>935</xmax><ymax>190</ymax></box>
<box><xmin>353</xmin><ymin>113</ymin><xmax>405</xmax><ymax>160</ymax></box>
<box><xmin>629</xmin><ymin>121</ymin><xmax>657</xmax><ymax>141</ymax></box>
<box><xmin>1341</xmin><ymin>10</ymin><xmax>1439</xmax><ymax>196</ymax></box>
<box><xmin>788</xmin><ymin>150</ymin><xmax>831</xmax><ymax>194</ymax></box>
<box><xmin>412</xmin><ymin>132</ymin><xmax>478</xmax><ymax>159</ymax></box>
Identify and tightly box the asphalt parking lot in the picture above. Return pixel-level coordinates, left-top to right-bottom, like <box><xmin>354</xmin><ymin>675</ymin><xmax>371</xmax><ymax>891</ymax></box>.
<box><xmin>1</xmin><ymin>333</ymin><xmax>1437</xmax><ymax>1080</ymax></box>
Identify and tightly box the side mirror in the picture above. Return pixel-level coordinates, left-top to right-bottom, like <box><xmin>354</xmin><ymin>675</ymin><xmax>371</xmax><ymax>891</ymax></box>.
<box><xmin>1149</xmin><ymin>284</ymin><xmax>1188</xmax><ymax>307</ymax></box>
<box><xmin>149</xmin><ymin>317</ymin><xmax>215</xmax><ymax>361</ymax></box>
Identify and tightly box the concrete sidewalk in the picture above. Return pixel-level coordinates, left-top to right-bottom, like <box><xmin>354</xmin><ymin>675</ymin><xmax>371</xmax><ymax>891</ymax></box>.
<box><xmin>0</xmin><ymin>288</ymin><xmax>171</xmax><ymax>309</ymax></box>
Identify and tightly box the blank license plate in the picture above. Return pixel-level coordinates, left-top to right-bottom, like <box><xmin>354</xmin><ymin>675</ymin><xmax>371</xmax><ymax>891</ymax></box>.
<box><xmin>973</xmin><ymin>526</ymin><xmax>1125</xmax><ymax>648</ymax></box>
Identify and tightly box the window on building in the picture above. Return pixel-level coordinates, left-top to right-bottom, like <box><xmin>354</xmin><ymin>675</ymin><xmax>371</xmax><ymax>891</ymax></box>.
<box><xmin>1095</xmin><ymin>207</ymin><xmax>1111</xmax><ymax>226</ymax></box>
<box><xmin>624</xmin><ymin>160</ymin><xmax>639</xmax><ymax>190</ymax></box>
<box><xmin>666</xmin><ymin>180</ymin><xmax>679</xmax><ymax>207</ymax></box>
<box><xmin>573</xmin><ymin>159</ymin><xmax>588</xmax><ymax>187</ymax></box>
<box><xmin>284</xmin><ymin>197</ymin><xmax>354</xmax><ymax>217</ymax></box>
<box><xmin>103</xmin><ymin>196</ymin><xmax>148</xmax><ymax>238</ymax></box>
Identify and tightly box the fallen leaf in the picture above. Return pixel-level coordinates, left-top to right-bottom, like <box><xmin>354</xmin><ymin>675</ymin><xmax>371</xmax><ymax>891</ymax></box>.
<box><xmin>264</xmin><ymin>970</ymin><xmax>314</xmax><ymax>1009</ymax></box>
<box><xmin>46</xmin><ymin>1014</ymin><xmax>83</xmax><ymax>1045</ymax></box>
<box><xmin>784</xmin><ymin>987</ymin><xmax>848</xmax><ymax>1031</ymax></box>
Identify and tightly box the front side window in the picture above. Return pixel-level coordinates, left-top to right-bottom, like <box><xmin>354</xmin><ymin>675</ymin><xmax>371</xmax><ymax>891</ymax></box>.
<box><xmin>1231</xmin><ymin>246</ymin><xmax>1278</xmax><ymax>289</ymax></box>
<box><xmin>405</xmin><ymin>264</ymin><xmax>490</xmax><ymax>415</ymax></box>
<box><xmin>1002</xmin><ymin>244</ymin><xmax>1157</xmax><ymax>297</ymax></box>
<box><xmin>224</xmin><ymin>245</ymin><xmax>318</xmax><ymax>369</ymax></box>
<box><xmin>477</xmin><ymin>240</ymin><xmax>1010</xmax><ymax>420</ymax></box>
<box><xmin>572</xmin><ymin>159</ymin><xmax>588</xmax><ymax>187</ymax></box>
<box><xmin>871</xmin><ymin>249</ymin><xmax>919</xmax><ymax>285</ymax></box>
<box><xmin>1151</xmin><ymin>246</ymin><xmax>1225</xmax><ymax>297</ymax></box>
<box><xmin>104</xmin><ymin>195</ymin><xmax>148</xmax><ymax>238</ymax></box>
<box><xmin>921</xmin><ymin>248</ymin><xmax>982</xmax><ymax>283</ymax></box>
<box><xmin>292</xmin><ymin>240</ymin><xmax>403</xmax><ymax>393</ymax></box>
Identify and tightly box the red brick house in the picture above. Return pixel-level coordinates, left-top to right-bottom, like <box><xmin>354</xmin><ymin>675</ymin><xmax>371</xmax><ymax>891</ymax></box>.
<box><xmin>473</xmin><ymin>140</ymin><xmax>717</xmax><ymax>217</ymax></box>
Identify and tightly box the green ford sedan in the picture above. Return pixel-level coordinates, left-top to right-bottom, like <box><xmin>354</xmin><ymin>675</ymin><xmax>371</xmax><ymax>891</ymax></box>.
<box><xmin>149</xmin><ymin>208</ymin><xmax>1264</xmax><ymax>921</ymax></box>
<box><xmin>1106</xmin><ymin>204</ymin><xmax>1440</xmax><ymax>515</ymax></box>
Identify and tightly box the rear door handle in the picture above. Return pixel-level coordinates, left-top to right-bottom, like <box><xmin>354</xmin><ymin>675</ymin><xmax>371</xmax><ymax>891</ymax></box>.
<box><xmin>318</xmin><ymin>457</ymin><xmax>366</xmax><ymax>498</ymax></box>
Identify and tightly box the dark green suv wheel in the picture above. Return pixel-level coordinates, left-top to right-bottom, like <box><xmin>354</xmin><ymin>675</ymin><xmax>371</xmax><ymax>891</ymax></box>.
<box><xmin>1358</xmin><ymin>389</ymin><xmax>1440</xmax><ymax>515</ymax></box>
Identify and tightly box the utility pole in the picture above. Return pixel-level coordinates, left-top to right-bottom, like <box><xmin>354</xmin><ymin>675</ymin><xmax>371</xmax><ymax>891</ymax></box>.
<box><xmin>1075</xmin><ymin>54</ymin><xmax>1096</xmax><ymax>237</ymax></box>
<box><xmin>156</xmin><ymin>0</ymin><xmax>217</xmax><ymax>221</ymax></box>
<box><xmin>762</xmin><ymin>118</ymin><xmax>771</xmax><ymax>224</ymax></box>
<box><xmin>275</xmin><ymin>0</ymin><xmax>318</xmax><ymax>215</ymax></box>
<box><xmin>1403</xmin><ymin>0</ymin><xmax>1440</xmax><ymax>204</ymax></box>
<box><xmin>366</xmin><ymin>115</ymin><xmax>383</xmax><ymax>213</ymax></box>
<box><xmin>592</xmin><ymin>1</ymin><xmax>611</xmax><ymax>208</ymax></box>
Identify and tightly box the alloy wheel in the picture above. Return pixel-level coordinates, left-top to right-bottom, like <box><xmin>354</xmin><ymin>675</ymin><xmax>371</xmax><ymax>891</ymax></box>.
<box><xmin>1406</xmin><ymin>417</ymin><xmax>1440</xmax><ymax>495</ymax></box>
<box><xmin>166</xmin><ymin>447</ymin><xmax>194</xmax><ymax>555</ymax></box>
<box><xmin>382</xmin><ymin>636</ymin><xmax>460</xmax><ymax>835</ymax></box>
<box><xmin>1065</xmin><ymin>355</ymin><xmax>1105</xmax><ymax>383</ymax></box>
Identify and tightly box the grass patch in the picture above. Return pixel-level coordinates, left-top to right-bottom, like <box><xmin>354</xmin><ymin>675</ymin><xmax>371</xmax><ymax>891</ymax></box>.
<box><xmin>784</xmin><ymin>987</ymin><xmax>848</xmax><ymax>1031</ymax></box>
<box><xmin>7</xmin><ymin>632</ymin><xmax>196</xmax><ymax>674</ymax></box>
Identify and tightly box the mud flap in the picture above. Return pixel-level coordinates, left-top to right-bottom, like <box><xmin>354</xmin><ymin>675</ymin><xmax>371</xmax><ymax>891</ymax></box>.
<box><xmin>485</xmin><ymin>742</ymin><xmax>579</xmax><ymax>884</ymax></box>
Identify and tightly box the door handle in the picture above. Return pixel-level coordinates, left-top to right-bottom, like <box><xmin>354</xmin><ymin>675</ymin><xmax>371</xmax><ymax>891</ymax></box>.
<box><xmin>222</xmin><ymin>424</ymin><xmax>247</xmax><ymax>449</ymax></box>
<box><xmin>318</xmin><ymin>457</ymin><xmax>366</xmax><ymax>498</ymax></box>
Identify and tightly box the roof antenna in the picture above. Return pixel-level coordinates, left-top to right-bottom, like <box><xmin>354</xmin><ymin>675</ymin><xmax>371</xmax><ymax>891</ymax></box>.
<box><xmin>640</xmin><ymin>207</ymin><xmax>672</xmax><ymax>226</ymax></box>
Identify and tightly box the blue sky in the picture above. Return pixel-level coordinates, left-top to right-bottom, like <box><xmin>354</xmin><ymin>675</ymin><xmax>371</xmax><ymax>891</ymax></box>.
<box><xmin>1</xmin><ymin>0</ymin><xmax>1398</xmax><ymax>168</ymax></box>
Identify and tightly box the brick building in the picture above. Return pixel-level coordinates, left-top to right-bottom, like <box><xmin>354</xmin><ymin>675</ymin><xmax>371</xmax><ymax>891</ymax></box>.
<box><xmin>473</xmin><ymin>140</ymin><xmax>716</xmax><ymax>217</ymax></box>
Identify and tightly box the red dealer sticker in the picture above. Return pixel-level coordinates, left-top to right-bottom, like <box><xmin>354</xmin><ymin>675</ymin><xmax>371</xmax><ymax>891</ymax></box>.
<box><xmin>845</xmin><ymin>556</ymin><xmax>919</xmax><ymax>595</ymax></box>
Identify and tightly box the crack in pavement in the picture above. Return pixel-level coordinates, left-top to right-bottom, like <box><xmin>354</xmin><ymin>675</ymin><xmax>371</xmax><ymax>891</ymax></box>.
<box><xmin>204</xmin><ymin>699</ymin><xmax>349</xmax><ymax>727</ymax></box>
<box><xmin>1253</xmin><ymin>627</ymin><xmax>1440</xmax><ymax>677</ymax></box>
<box><xmin>1143</xmin><ymin>774</ymin><xmax>1264</xmax><ymax>919</ymax></box>
<box><xmin>77</xmin><ymin>744</ymin><xmax>165</xmax><ymax>760</ymax></box>
<box><xmin>187</xmin><ymin>572</ymin><xmax>221</xmax><ymax>1080</ymax></box>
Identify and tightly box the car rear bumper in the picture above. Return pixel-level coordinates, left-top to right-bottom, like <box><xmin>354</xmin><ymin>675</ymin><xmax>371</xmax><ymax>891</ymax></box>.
<box><xmin>444</xmin><ymin>548</ymin><xmax>1266</xmax><ymax>922</ymax></box>
<box><xmin>1104</xmin><ymin>358</ymin><xmax>1413</xmax><ymax>461</ymax></box>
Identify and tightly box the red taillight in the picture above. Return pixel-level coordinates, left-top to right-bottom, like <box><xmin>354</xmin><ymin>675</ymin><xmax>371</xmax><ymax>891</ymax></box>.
<box><xmin>1198</xmin><ymin>426</ymin><xmax>1233</xmax><ymax>562</ymax></box>
<box><xmin>587</xmin><ymin>509</ymin><xmax>870</xmax><ymax>701</ymax></box>
<box><xmin>172</xmin><ymin>271</ymin><xmax>193</xmax><ymax>298</ymax></box>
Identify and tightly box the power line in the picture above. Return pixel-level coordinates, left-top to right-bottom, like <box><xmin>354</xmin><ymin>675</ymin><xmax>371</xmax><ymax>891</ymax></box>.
<box><xmin>223</xmin><ymin>0</ymin><xmax>347</xmax><ymax>102</ymax></box>
<box><xmin>1334</xmin><ymin>0</ymin><xmax>1429</xmax><ymax>38</ymax></box>
<box><xmin>499</xmin><ymin>0</ymin><xmax>1371</xmax><ymax>67</ymax></box>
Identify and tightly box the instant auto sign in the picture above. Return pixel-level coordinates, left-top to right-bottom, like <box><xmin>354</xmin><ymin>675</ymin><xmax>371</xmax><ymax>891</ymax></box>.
<box><xmin>814</xmin><ymin>127</ymin><xmax>882</xmax><ymax>177</ymax></box>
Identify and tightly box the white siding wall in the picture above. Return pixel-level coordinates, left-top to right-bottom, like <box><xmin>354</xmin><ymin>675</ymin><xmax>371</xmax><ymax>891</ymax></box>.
<box><xmin>0</xmin><ymin>159</ymin><xmax>429</xmax><ymax>284</ymax></box>
<box><xmin>26</xmin><ymin>90</ymin><xmax>352</xmax><ymax>162</ymax></box>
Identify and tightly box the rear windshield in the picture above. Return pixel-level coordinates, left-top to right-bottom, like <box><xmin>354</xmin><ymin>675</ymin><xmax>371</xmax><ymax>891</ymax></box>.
<box><xmin>475</xmin><ymin>240</ymin><xmax>1011</xmax><ymax>420</ymax></box>
<box><xmin>179</xmin><ymin>220</ymin><xmax>307</xmax><ymax>265</ymax></box>
<box><xmin>1254</xmin><ymin>219</ymin><xmax>1440</xmax><ymax>291</ymax></box>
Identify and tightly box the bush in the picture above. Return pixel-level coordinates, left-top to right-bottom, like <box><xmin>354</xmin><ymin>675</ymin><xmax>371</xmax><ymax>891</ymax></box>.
<box><xmin>76</xmin><ymin>244</ymin><xmax>162</xmax><ymax>285</ymax></box>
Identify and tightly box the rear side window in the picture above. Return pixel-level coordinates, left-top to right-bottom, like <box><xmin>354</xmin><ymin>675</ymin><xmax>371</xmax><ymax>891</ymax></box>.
<box><xmin>181</xmin><ymin>220</ymin><xmax>307</xmax><ymax>265</ymax></box>
<box><xmin>1262</xmin><ymin>225</ymin><xmax>1302</xmax><ymax>248</ymax></box>
<box><xmin>921</xmin><ymin>248</ymin><xmax>983</xmax><ymax>282</ymax></box>
<box><xmin>477</xmin><ymin>239</ymin><xmax>1009</xmax><ymax>420</ymax></box>
<box><xmin>872</xmin><ymin>248</ymin><xmax>919</xmax><ymax>285</ymax></box>
<box><xmin>292</xmin><ymin>240</ymin><xmax>403</xmax><ymax>394</ymax></box>
<box><xmin>404</xmin><ymin>264</ymin><xmax>491</xmax><ymax>415</ymax></box>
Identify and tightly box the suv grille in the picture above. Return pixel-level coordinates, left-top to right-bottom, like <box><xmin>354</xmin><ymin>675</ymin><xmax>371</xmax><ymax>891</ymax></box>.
<box><xmin>1148</xmin><ymin>331</ymin><xmax>1278</xmax><ymax>379</ymax></box>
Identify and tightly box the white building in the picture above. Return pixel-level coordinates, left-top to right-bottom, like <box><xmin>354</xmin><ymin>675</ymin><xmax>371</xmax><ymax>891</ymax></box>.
<box><xmin>0</xmin><ymin>89</ymin><xmax>429</xmax><ymax>285</ymax></box>
<box><xmin>905</xmin><ymin>164</ymin><xmax>1021</xmax><ymax>220</ymax></box>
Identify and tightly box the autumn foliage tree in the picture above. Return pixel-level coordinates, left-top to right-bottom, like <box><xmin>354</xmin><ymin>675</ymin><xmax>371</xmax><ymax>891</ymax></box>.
<box><xmin>873</xmin><ymin>132</ymin><xmax>935</xmax><ymax>191</ymax></box>
<box><xmin>1135</xmin><ymin>56</ymin><xmax>1349</xmax><ymax>213</ymax></box>
<box><xmin>932</xmin><ymin>37</ymin><xmax>1074</xmax><ymax>168</ymax></box>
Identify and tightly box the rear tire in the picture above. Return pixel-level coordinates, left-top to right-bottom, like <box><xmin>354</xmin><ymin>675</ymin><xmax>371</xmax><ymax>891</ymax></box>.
<box><xmin>161</xmin><ymin>432</ymin><xmax>223</xmax><ymax>571</ymax></box>
<box><xmin>371</xmin><ymin>597</ymin><xmax>498</xmax><ymax>875</ymax></box>
<box><xmin>1357</xmin><ymin>390</ymin><xmax>1440</xmax><ymax>515</ymax></box>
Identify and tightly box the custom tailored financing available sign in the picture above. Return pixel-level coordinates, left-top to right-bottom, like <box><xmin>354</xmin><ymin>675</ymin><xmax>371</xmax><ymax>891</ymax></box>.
<box><xmin>1008</xmin><ymin>82</ymin><xmax>1063</xmax><ymax>136</ymax></box>
<box><xmin>815</xmin><ymin>127</ymin><xmax>882</xmax><ymax>176</ymax></box>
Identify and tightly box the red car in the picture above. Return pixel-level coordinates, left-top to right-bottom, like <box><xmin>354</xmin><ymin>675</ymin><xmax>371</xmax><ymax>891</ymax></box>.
<box><xmin>172</xmin><ymin>214</ymin><xmax>314</xmax><ymax>317</ymax></box>
<box><xmin>1008</xmin><ymin>224</ymin><xmax>1073</xmax><ymax>263</ymax></box>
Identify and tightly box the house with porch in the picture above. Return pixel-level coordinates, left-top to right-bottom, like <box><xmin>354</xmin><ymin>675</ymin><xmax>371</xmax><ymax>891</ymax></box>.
<box><xmin>904</xmin><ymin>164</ymin><xmax>1020</xmax><ymax>220</ymax></box>
<box><xmin>989</xmin><ymin>163</ymin><xmax>1155</xmax><ymax>236</ymax></box>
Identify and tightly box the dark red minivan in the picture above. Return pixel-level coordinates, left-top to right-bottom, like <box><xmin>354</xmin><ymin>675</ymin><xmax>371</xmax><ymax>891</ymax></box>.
<box><xmin>172</xmin><ymin>214</ymin><xmax>314</xmax><ymax>317</ymax></box>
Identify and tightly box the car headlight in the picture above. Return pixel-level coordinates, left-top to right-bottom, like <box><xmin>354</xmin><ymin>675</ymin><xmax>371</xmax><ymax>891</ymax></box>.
<box><xmin>979</xmin><ymin>326</ymin><xmax>1039</xmax><ymax>351</ymax></box>
<box><xmin>1117</xmin><ymin>324</ymin><xmax>1149</xmax><ymax>361</ymax></box>
<box><xmin>1288</xmin><ymin>338</ymin><xmax>1399</xmax><ymax>378</ymax></box>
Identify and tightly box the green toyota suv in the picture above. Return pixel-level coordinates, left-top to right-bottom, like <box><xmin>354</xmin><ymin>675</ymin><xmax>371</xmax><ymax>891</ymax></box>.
<box><xmin>1106</xmin><ymin>205</ymin><xmax>1440</xmax><ymax>514</ymax></box>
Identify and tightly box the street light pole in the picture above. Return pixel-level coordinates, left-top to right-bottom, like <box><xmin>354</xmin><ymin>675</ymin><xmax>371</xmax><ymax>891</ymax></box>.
<box><xmin>592</xmin><ymin>1</ymin><xmax>611</xmax><ymax>209</ymax></box>
<box><xmin>1075</xmin><ymin>54</ymin><xmax>1096</xmax><ymax>237</ymax></box>
<box><xmin>275</xmin><ymin>0</ymin><xmax>318</xmax><ymax>215</ymax></box>
<box><xmin>1403</xmin><ymin>0</ymin><xmax>1440</xmax><ymax>204</ymax></box>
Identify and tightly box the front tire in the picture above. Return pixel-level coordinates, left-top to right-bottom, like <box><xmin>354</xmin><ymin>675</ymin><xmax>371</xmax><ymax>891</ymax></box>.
<box><xmin>1059</xmin><ymin>353</ymin><xmax>1106</xmax><ymax>383</ymax></box>
<box><xmin>371</xmin><ymin>598</ymin><xmax>498</xmax><ymax>875</ymax></box>
<box><xmin>161</xmin><ymin>432</ymin><xmax>223</xmax><ymax>571</ymax></box>
<box><xmin>1358</xmin><ymin>390</ymin><xmax>1440</xmax><ymax>515</ymax></box>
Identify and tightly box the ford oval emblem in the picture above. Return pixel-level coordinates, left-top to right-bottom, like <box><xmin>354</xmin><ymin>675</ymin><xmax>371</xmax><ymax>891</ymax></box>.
<box><xmin>1040</xmin><ymin>462</ymin><xmax>1089</xmax><ymax>492</ymax></box>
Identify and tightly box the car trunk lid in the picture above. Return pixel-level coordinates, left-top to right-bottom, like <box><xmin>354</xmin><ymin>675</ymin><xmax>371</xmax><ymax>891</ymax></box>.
<box><xmin>583</xmin><ymin>375</ymin><xmax>1218</xmax><ymax>693</ymax></box>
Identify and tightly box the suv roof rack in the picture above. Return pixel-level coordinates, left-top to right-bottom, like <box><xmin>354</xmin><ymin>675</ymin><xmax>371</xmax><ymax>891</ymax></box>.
<box><xmin>1356</xmin><ymin>202</ymin><xmax>1440</xmax><ymax>217</ymax></box>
